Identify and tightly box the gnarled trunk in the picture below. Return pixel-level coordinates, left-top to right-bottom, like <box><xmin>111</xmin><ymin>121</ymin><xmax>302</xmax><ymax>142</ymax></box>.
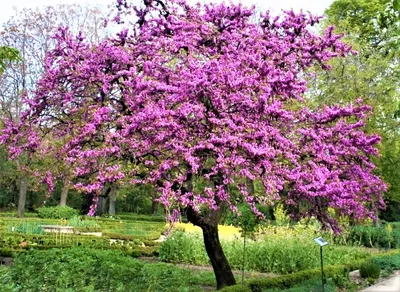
<box><xmin>17</xmin><ymin>176</ymin><xmax>28</xmax><ymax>218</ymax></box>
<box><xmin>59</xmin><ymin>177</ymin><xmax>69</xmax><ymax>207</ymax></box>
<box><xmin>187</xmin><ymin>206</ymin><xmax>236</xmax><ymax>290</ymax></box>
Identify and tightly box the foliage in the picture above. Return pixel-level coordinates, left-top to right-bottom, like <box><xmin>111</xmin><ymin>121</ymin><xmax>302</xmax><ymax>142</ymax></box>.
<box><xmin>0</xmin><ymin>248</ymin><xmax>202</xmax><ymax>291</ymax></box>
<box><xmin>0</xmin><ymin>267</ymin><xmax>17</xmax><ymax>292</ymax></box>
<box><xmin>0</xmin><ymin>46</ymin><xmax>20</xmax><ymax>73</ymax></box>
<box><xmin>68</xmin><ymin>215</ymin><xmax>99</xmax><ymax>228</ymax></box>
<box><xmin>273</xmin><ymin>204</ymin><xmax>290</xmax><ymax>227</ymax></box>
<box><xmin>225</xmin><ymin>204</ymin><xmax>261</xmax><ymax>233</ymax></box>
<box><xmin>324</xmin><ymin>0</ymin><xmax>390</xmax><ymax>45</ymax></box>
<box><xmin>321</xmin><ymin>0</ymin><xmax>400</xmax><ymax>220</ymax></box>
<box><xmin>330</xmin><ymin>224</ymin><xmax>400</xmax><ymax>248</ymax></box>
<box><xmin>36</xmin><ymin>206</ymin><xmax>79</xmax><ymax>219</ymax></box>
<box><xmin>359</xmin><ymin>261</ymin><xmax>381</xmax><ymax>279</ymax></box>
<box><xmin>372</xmin><ymin>252</ymin><xmax>400</xmax><ymax>272</ymax></box>
<box><xmin>159</xmin><ymin>231</ymin><xmax>370</xmax><ymax>273</ymax></box>
<box><xmin>9</xmin><ymin>221</ymin><xmax>44</xmax><ymax>235</ymax></box>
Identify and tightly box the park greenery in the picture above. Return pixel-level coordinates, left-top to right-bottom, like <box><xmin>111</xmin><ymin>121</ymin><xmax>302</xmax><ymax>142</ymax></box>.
<box><xmin>0</xmin><ymin>0</ymin><xmax>400</xmax><ymax>291</ymax></box>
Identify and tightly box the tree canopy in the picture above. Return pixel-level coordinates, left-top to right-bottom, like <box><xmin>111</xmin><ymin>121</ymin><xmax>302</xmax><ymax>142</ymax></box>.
<box><xmin>0</xmin><ymin>0</ymin><xmax>387</xmax><ymax>288</ymax></box>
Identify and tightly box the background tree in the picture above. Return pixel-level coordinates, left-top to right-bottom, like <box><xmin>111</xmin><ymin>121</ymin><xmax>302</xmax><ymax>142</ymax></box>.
<box><xmin>0</xmin><ymin>4</ymin><xmax>108</xmax><ymax>216</ymax></box>
<box><xmin>311</xmin><ymin>0</ymin><xmax>400</xmax><ymax>221</ymax></box>
<box><xmin>1</xmin><ymin>0</ymin><xmax>386</xmax><ymax>289</ymax></box>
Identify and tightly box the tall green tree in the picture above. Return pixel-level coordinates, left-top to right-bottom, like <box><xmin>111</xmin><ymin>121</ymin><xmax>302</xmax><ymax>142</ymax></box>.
<box><xmin>0</xmin><ymin>46</ymin><xmax>20</xmax><ymax>73</ymax></box>
<box><xmin>312</xmin><ymin>0</ymin><xmax>400</xmax><ymax>220</ymax></box>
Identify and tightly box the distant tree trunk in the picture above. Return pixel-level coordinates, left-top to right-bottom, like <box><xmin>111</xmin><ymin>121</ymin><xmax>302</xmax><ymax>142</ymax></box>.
<box><xmin>187</xmin><ymin>206</ymin><xmax>236</xmax><ymax>290</ymax></box>
<box><xmin>97</xmin><ymin>196</ymin><xmax>107</xmax><ymax>215</ymax></box>
<box><xmin>59</xmin><ymin>177</ymin><xmax>69</xmax><ymax>207</ymax></box>
<box><xmin>17</xmin><ymin>176</ymin><xmax>28</xmax><ymax>218</ymax></box>
<box><xmin>151</xmin><ymin>199</ymin><xmax>158</xmax><ymax>215</ymax></box>
<box><xmin>108</xmin><ymin>185</ymin><xmax>117</xmax><ymax>215</ymax></box>
<box><xmin>246</xmin><ymin>177</ymin><xmax>254</xmax><ymax>196</ymax></box>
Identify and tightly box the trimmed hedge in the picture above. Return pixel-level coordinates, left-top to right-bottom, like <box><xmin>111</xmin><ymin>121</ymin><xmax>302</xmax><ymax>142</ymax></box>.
<box><xmin>221</xmin><ymin>261</ymin><xmax>363</xmax><ymax>291</ymax></box>
<box><xmin>222</xmin><ymin>250</ymin><xmax>400</xmax><ymax>292</ymax></box>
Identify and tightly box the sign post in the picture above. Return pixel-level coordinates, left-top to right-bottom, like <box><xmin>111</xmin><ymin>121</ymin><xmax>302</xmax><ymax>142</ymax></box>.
<box><xmin>313</xmin><ymin>237</ymin><xmax>328</xmax><ymax>292</ymax></box>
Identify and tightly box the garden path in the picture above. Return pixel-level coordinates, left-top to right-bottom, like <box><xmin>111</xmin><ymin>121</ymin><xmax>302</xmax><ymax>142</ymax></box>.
<box><xmin>359</xmin><ymin>272</ymin><xmax>400</xmax><ymax>292</ymax></box>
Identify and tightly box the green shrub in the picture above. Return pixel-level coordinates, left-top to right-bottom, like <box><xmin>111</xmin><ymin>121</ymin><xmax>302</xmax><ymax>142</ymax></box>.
<box><xmin>359</xmin><ymin>261</ymin><xmax>380</xmax><ymax>279</ymax></box>
<box><xmin>37</xmin><ymin>206</ymin><xmax>79</xmax><ymax>219</ymax></box>
<box><xmin>68</xmin><ymin>215</ymin><xmax>99</xmax><ymax>228</ymax></box>
<box><xmin>343</xmin><ymin>225</ymin><xmax>400</xmax><ymax>248</ymax></box>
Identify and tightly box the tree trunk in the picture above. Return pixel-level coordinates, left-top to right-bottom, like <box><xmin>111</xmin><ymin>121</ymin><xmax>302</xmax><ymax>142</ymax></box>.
<box><xmin>187</xmin><ymin>207</ymin><xmax>236</xmax><ymax>290</ymax></box>
<box><xmin>151</xmin><ymin>199</ymin><xmax>158</xmax><ymax>215</ymax></box>
<box><xmin>246</xmin><ymin>177</ymin><xmax>254</xmax><ymax>196</ymax></box>
<box><xmin>59</xmin><ymin>177</ymin><xmax>69</xmax><ymax>207</ymax></box>
<box><xmin>17</xmin><ymin>176</ymin><xmax>28</xmax><ymax>218</ymax></box>
<box><xmin>108</xmin><ymin>185</ymin><xmax>117</xmax><ymax>215</ymax></box>
<box><xmin>202</xmin><ymin>223</ymin><xmax>236</xmax><ymax>289</ymax></box>
<box><xmin>97</xmin><ymin>196</ymin><xmax>107</xmax><ymax>215</ymax></box>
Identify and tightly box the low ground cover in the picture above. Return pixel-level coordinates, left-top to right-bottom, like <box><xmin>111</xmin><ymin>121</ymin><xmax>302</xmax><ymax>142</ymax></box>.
<box><xmin>1</xmin><ymin>211</ymin><xmax>400</xmax><ymax>291</ymax></box>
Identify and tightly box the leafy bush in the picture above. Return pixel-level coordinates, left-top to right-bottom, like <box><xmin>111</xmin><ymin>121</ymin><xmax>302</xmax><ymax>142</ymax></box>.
<box><xmin>37</xmin><ymin>206</ymin><xmax>79</xmax><ymax>219</ymax></box>
<box><xmin>0</xmin><ymin>248</ymin><xmax>202</xmax><ymax>291</ymax></box>
<box><xmin>68</xmin><ymin>216</ymin><xmax>99</xmax><ymax>228</ymax></box>
<box><xmin>340</xmin><ymin>225</ymin><xmax>400</xmax><ymax>248</ymax></box>
<box><xmin>274</xmin><ymin>203</ymin><xmax>290</xmax><ymax>226</ymax></box>
<box><xmin>359</xmin><ymin>261</ymin><xmax>380</xmax><ymax>279</ymax></box>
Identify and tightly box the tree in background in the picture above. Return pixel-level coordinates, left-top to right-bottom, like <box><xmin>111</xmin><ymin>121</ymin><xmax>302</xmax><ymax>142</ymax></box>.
<box><xmin>0</xmin><ymin>46</ymin><xmax>20</xmax><ymax>74</ymax></box>
<box><xmin>1</xmin><ymin>0</ymin><xmax>386</xmax><ymax>288</ymax></box>
<box><xmin>0</xmin><ymin>4</ymin><xmax>108</xmax><ymax>216</ymax></box>
<box><xmin>312</xmin><ymin>0</ymin><xmax>400</xmax><ymax>221</ymax></box>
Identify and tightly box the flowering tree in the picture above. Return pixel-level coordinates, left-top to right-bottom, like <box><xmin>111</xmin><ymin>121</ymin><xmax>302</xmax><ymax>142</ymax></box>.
<box><xmin>1</xmin><ymin>0</ymin><xmax>386</xmax><ymax>288</ymax></box>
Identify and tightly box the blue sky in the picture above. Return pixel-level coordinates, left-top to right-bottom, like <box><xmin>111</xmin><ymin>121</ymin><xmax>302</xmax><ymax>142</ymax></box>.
<box><xmin>1</xmin><ymin>0</ymin><xmax>335</xmax><ymax>24</ymax></box>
